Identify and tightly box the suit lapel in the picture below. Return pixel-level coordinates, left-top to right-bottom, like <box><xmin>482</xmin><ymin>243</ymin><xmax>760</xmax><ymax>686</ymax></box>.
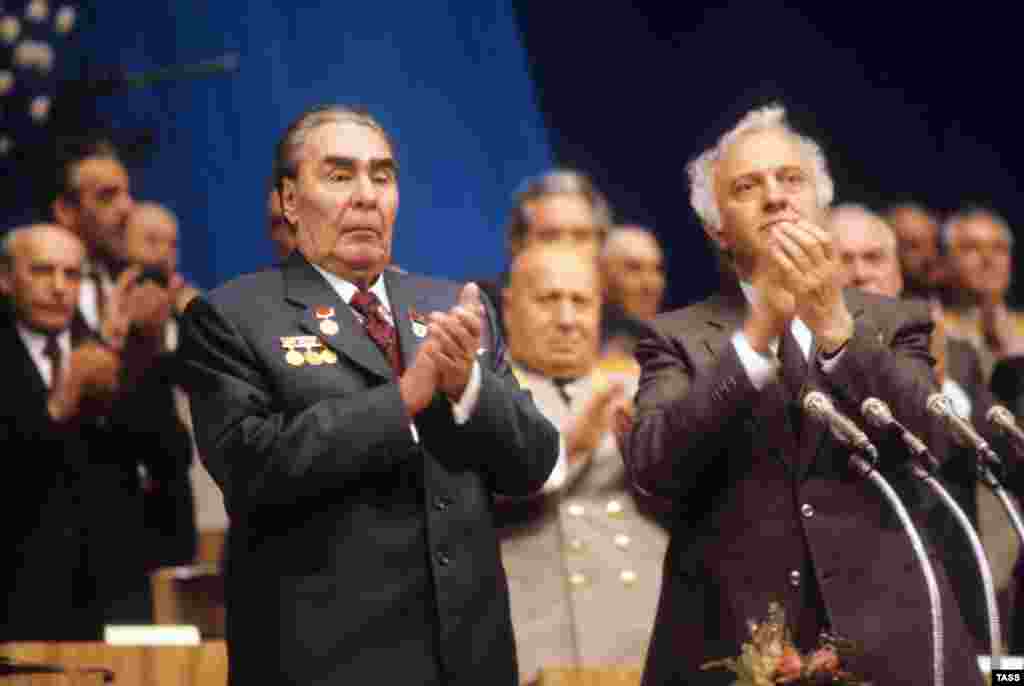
<box><xmin>283</xmin><ymin>254</ymin><xmax>393</xmax><ymax>380</ymax></box>
<box><xmin>383</xmin><ymin>270</ymin><xmax>429</xmax><ymax>372</ymax></box>
<box><xmin>700</xmin><ymin>287</ymin><xmax>801</xmax><ymax>477</ymax></box>
<box><xmin>8</xmin><ymin>328</ymin><xmax>48</xmax><ymax>399</ymax></box>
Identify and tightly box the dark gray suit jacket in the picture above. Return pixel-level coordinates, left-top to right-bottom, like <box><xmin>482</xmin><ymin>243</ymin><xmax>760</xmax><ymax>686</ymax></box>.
<box><xmin>180</xmin><ymin>253</ymin><xmax>559</xmax><ymax>686</ymax></box>
<box><xmin>626</xmin><ymin>280</ymin><xmax>983</xmax><ymax>686</ymax></box>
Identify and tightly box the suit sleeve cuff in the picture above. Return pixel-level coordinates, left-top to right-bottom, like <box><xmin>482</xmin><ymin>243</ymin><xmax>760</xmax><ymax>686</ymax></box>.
<box><xmin>731</xmin><ymin>331</ymin><xmax>779</xmax><ymax>390</ymax></box>
<box><xmin>450</xmin><ymin>359</ymin><xmax>482</xmax><ymax>424</ymax></box>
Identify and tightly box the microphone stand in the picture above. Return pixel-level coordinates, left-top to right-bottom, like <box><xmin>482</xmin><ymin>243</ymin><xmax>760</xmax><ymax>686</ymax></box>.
<box><xmin>847</xmin><ymin>451</ymin><xmax>945</xmax><ymax>686</ymax></box>
<box><xmin>977</xmin><ymin>462</ymin><xmax>1024</xmax><ymax>550</ymax></box>
<box><xmin>867</xmin><ymin>397</ymin><xmax>1003</xmax><ymax>668</ymax></box>
<box><xmin>904</xmin><ymin>459</ymin><xmax>1002</xmax><ymax>669</ymax></box>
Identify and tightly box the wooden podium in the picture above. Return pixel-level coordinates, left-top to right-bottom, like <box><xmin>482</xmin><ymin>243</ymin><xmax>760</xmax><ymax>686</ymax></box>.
<box><xmin>537</xmin><ymin>666</ymin><xmax>643</xmax><ymax>686</ymax></box>
<box><xmin>0</xmin><ymin>642</ymin><xmax>227</xmax><ymax>686</ymax></box>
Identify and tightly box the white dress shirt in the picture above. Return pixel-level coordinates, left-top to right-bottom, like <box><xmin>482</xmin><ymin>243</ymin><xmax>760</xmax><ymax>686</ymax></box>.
<box><xmin>312</xmin><ymin>265</ymin><xmax>482</xmax><ymax>441</ymax></box>
<box><xmin>731</xmin><ymin>281</ymin><xmax>844</xmax><ymax>390</ymax></box>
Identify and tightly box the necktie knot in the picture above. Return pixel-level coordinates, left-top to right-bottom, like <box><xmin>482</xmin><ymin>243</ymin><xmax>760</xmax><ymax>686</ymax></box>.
<box><xmin>350</xmin><ymin>289</ymin><xmax>382</xmax><ymax>318</ymax></box>
<box><xmin>349</xmin><ymin>290</ymin><xmax>402</xmax><ymax>376</ymax></box>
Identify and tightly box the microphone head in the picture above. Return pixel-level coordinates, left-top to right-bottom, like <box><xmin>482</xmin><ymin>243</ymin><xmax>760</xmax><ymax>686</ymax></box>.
<box><xmin>861</xmin><ymin>397</ymin><xmax>893</xmax><ymax>428</ymax></box>
<box><xmin>987</xmin><ymin>404</ymin><xmax>1015</xmax><ymax>426</ymax></box>
<box><xmin>926</xmin><ymin>392</ymin><xmax>954</xmax><ymax>417</ymax></box>
<box><xmin>802</xmin><ymin>390</ymin><xmax>832</xmax><ymax>420</ymax></box>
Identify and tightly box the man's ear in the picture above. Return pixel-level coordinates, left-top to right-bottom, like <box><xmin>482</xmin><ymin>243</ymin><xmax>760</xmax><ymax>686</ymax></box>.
<box><xmin>52</xmin><ymin>195</ymin><xmax>76</xmax><ymax>230</ymax></box>
<box><xmin>280</xmin><ymin>178</ymin><xmax>299</xmax><ymax>227</ymax></box>
<box><xmin>0</xmin><ymin>267</ymin><xmax>12</xmax><ymax>296</ymax></box>
<box><xmin>702</xmin><ymin>221</ymin><xmax>729</xmax><ymax>251</ymax></box>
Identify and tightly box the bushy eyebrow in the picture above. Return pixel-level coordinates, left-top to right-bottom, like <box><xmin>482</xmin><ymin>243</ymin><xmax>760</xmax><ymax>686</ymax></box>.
<box><xmin>321</xmin><ymin>156</ymin><xmax>399</xmax><ymax>174</ymax></box>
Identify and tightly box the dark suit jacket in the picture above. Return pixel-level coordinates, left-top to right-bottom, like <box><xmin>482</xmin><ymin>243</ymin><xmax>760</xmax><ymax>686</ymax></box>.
<box><xmin>626</xmin><ymin>281</ymin><xmax>983</xmax><ymax>686</ymax></box>
<box><xmin>0</xmin><ymin>315</ymin><xmax>97</xmax><ymax>640</ymax></box>
<box><xmin>180</xmin><ymin>253</ymin><xmax>559</xmax><ymax>686</ymax></box>
<box><xmin>0</xmin><ymin>308</ymin><xmax>191</xmax><ymax>637</ymax></box>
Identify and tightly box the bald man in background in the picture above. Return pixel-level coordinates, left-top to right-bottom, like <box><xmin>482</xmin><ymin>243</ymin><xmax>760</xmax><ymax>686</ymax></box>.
<box><xmin>600</xmin><ymin>226</ymin><xmax>664</xmax><ymax>356</ymax></box>
<box><xmin>0</xmin><ymin>224</ymin><xmax>125</xmax><ymax>639</ymax></box>
<box><xmin>121</xmin><ymin>202</ymin><xmax>202</xmax><ymax>568</ymax></box>
<box><xmin>499</xmin><ymin>244</ymin><xmax>666</xmax><ymax>683</ymax></box>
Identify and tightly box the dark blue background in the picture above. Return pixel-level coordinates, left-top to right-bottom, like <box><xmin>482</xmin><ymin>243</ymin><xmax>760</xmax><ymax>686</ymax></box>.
<box><xmin>2</xmin><ymin>1</ymin><xmax>552</xmax><ymax>290</ymax></box>
<box><xmin>4</xmin><ymin>1</ymin><xmax>1024</xmax><ymax>308</ymax></box>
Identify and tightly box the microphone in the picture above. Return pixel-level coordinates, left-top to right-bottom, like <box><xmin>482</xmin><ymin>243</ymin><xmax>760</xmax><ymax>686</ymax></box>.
<box><xmin>987</xmin><ymin>404</ymin><xmax>1024</xmax><ymax>456</ymax></box>
<box><xmin>926</xmin><ymin>393</ymin><xmax>1002</xmax><ymax>468</ymax></box>
<box><xmin>861</xmin><ymin>397</ymin><xmax>940</xmax><ymax>471</ymax></box>
<box><xmin>802</xmin><ymin>391</ymin><xmax>878</xmax><ymax>460</ymax></box>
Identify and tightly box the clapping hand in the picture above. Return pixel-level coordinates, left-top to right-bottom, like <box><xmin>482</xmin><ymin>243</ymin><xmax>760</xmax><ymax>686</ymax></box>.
<box><xmin>427</xmin><ymin>283</ymin><xmax>485</xmax><ymax>401</ymax></box>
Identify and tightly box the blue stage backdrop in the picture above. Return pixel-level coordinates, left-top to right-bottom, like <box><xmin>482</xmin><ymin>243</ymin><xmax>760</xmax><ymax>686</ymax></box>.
<box><xmin>46</xmin><ymin>1</ymin><xmax>553</xmax><ymax>289</ymax></box>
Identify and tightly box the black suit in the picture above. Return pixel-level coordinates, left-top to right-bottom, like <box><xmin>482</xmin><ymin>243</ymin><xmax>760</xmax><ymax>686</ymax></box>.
<box><xmin>0</xmin><ymin>315</ymin><xmax>97</xmax><ymax>640</ymax></box>
<box><xmin>0</xmin><ymin>308</ymin><xmax>192</xmax><ymax>638</ymax></box>
<box><xmin>180</xmin><ymin>253</ymin><xmax>559</xmax><ymax>686</ymax></box>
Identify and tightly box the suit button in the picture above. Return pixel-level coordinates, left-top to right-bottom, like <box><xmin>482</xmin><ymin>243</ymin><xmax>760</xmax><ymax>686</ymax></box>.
<box><xmin>800</xmin><ymin>503</ymin><xmax>814</xmax><ymax>518</ymax></box>
<box><xmin>436</xmin><ymin>549</ymin><xmax>451</xmax><ymax>567</ymax></box>
<box><xmin>434</xmin><ymin>496</ymin><xmax>452</xmax><ymax>511</ymax></box>
<box><xmin>789</xmin><ymin>570</ymin><xmax>801</xmax><ymax>587</ymax></box>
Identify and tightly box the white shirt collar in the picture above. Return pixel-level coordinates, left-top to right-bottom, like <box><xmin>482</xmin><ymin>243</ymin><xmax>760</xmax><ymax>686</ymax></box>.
<box><xmin>311</xmin><ymin>265</ymin><xmax>393</xmax><ymax>324</ymax></box>
<box><xmin>738</xmin><ymin>280</ymin><xmax>812</xmax><ymax>360</ymax></box>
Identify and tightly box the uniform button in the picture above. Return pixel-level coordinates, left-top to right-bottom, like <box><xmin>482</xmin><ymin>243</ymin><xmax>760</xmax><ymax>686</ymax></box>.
<box><xmin>800</xmin><ymin>503</ymin><xmax>814</xmax><ymax>518</ymax></box>
<box><xmin>434</xmin><ymin>496</ymin><xmax>452</xmax><ymax>511</ymax></box>
<box><xmin>436</xmin><ymin>549</ymin><xmax>451</xmax><ymax>567</ymax></box>
<box><xmin>789</xmin><ymin>570</ymin><xmax>801</xmax><ymax>587</ymax></box>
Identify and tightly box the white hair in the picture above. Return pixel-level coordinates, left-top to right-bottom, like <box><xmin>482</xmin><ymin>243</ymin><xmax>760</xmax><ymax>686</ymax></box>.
<box><xmin>828</xmin><ymin>203</ymin><xmax>898</xmax><ymax>252</ymax></box>
<box><xmin>687</xmin><ymin>104</ymin><xmax>834</xmax><ymax>230</ymax></box>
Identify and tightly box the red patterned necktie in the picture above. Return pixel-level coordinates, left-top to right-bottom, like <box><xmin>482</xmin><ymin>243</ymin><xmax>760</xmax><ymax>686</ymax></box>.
<box><xmin>349</xmin><ymin>290</ymin><xmax>403</xmax><ymax>376</ymax></box>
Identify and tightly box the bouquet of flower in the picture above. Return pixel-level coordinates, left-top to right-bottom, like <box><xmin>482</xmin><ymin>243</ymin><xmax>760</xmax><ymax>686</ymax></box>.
<box><xmin>700</xmin><ymin>602</ymin><xmax>869</xmax><ymax>685</ymax></box>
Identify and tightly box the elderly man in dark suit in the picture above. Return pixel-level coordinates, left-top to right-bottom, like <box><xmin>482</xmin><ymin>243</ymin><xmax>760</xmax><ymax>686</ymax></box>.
<box><xmin>180</xmin><ymin>104</ymin><xmax>559</xmax><ymax>686</ymax></box>
<box><xmin>626</xmin><ymin>105</ymin><xmax>983</xmax><ymax>684</ymax></box>
<box><xmin>0</xmin><ymin>224</ymin><xmax>136</xmax><ymax>639</ymax></box>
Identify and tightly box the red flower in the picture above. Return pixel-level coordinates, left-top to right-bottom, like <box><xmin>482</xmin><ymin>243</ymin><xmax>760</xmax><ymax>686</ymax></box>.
<box><xmin>775</xmin><ymin>645</ymin><xmax>803</xmax><ymax>683</ymax></box>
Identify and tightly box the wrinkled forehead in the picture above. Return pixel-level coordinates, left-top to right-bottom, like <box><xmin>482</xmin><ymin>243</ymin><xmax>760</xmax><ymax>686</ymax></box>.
<box><xmin>20</xmin><ymin>227</ymin><xmax>86</xmax><ymax>264</ymax></box>
<box><xmin>300</xmin><ymin>120</ymin><xmax>395</xmax><ymax>167</ymax></box>
<box><xmin>521</xmin><ymin>253</ymin><xmax>600</xmax><ymax>295</ymax></box>
<box><xmin>715</xmin><ymin>127</ymin><xmax>809</xmax><ymax>182</ymax></box>
<box><xmin>835</xmin><ymin>219</ymin><xmax>896</xmax><ymax>255</ymax></box>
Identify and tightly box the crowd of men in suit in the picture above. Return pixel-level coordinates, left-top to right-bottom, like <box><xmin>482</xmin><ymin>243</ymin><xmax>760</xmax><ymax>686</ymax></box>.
<box><xmin>5</xmin><ymin>100</ymin><xmax>1024</xmax><ymax>686</ymax></box>
<box><xmin>1</xmin><ymin>139</ymin><xmax>200</xmax><ymax>640</ymax></box>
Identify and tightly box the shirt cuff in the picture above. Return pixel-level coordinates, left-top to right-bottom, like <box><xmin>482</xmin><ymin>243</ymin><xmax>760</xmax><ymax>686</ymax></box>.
<box><xmin>450</xmin><ymin>359</ymin><xmax>482</xmax><ymax>424</ymax></box>
<box><xmin>731</xmin><ymin>331</ymin><xmax>779</xmax><ymax>391</ymax></box>
<box><xmin>540</xmin><ymin>435</ymin><xmax>569</xmax><ymax>494</ymax></box>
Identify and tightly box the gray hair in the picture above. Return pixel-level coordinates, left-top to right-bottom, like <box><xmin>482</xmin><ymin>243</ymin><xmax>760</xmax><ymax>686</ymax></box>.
<box><xmin>273</xmin><ymin>105</ymin><xmax>396</xmax><ymax>189</ymax></box>
<box><xmin>828</xmin><ymin>203</ymin><xmax>898</xmax><ymax>252</ymax></box>
<box><xmin>687</xmin><ymin>104</ymin><xmax>834</xmax><ymax>230</ymax></box>
<box><xmin>601</xmin><ymin>224</ymin><xmax>660</xmax><ymax>259</ymax></box>
<box><xmin>506</xmin><ymin>169</ymin><xmax>613</xmax><ymax>255</ymax></box>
